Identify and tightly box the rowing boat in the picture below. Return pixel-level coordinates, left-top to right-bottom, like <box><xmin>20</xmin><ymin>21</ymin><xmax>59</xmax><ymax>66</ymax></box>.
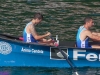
<box><xmin>0</xmin><ymin>34</ymin><xmax>100</xmax><ymax>68</ymax></box>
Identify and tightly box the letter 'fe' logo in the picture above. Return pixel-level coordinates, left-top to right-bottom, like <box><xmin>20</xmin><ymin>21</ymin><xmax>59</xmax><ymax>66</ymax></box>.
<box><xmin>73</xmin><ymin>49</ymin><xmax>98</xmax><ymax>61</ymax></box>
<box><xmin>0</xmin><ymin>41</ymin><xmax>12</xmax><ymax>55</ymax></box>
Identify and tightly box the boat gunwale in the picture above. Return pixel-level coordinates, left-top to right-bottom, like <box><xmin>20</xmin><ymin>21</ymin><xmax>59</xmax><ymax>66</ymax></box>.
<box><xmin>0</xmin><ymin>34</ymin><xmax>100</xmax><ymax>50</ymax></box>
<box><xmin>0</xmin><ymin>35</ymin><xmax>52</xmax><ymax>47</ymax></box>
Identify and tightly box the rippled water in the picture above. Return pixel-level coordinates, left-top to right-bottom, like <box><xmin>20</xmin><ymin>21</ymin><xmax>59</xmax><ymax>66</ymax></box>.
<box><xmin>0</xmin><ymin>0</ymin><xmax>100</xmax><ymax>40</ymax></box>
<box><xmin>1</xmin><ymin>67</ymin><xmax>100</xmax><ymax>75</ymax></box>
<box><xmin>0</xmin><ymin>0</ymin><xmax>100</xmax><ymax>75</ymax></box>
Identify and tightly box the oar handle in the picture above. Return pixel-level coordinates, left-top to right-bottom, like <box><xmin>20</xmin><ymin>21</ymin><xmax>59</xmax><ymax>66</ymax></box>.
<box><xmin>50</xmin><ymin>36</ymin><xmax>59</xmax><ymax>47</ymax></box>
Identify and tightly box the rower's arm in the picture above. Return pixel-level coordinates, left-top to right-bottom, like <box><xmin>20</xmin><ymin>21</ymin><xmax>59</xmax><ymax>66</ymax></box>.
<box><xmin>87</xmin><ymin>31</ymin><xmax>100</xmax><ymax>41</ymax></box>
<box><xmin>92</xmin><ymin>32</ymin><xmax>100</xmax><ymax>36</ymax></box>
<box><xmin>30</xmin><ymin>25</ymin><xmax>50</xmax><ymax>40</ymax></box>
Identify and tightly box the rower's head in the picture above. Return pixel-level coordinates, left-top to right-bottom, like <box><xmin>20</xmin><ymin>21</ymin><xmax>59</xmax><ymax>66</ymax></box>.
<box><xmin>84</xmin><ymin>17</ymin><xmax>94</xmax><ymax>28</ymax></box>
<box><xmin>32</xmin><ymin>13</ymin><xmax>43</xmax><ymax>24</ymax></box>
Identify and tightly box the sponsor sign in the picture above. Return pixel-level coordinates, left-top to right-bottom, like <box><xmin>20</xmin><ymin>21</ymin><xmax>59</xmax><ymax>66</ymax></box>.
<box><xmin>21</xmin><ymin>47</ymin><xmax>44</xmax><ymax>54</ymax></box>
<box><xmin>51</xmin><ymin>47</ymin><xmax>100</xmax><ymax>61</ymax></box>
<box><xmin>73</xmin><ymin>49</ymin><xmax>100</xmax><ymax>61</ymax></box>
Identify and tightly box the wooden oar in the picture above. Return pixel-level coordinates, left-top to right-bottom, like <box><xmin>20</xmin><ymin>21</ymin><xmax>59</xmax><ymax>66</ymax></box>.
<box><xmin>58</xmin><ymin>47</ymin><xmax>79</xmax><ymax>75</ymax></box>
<box><xmin>50</xmin><ymin>36</ymin><xmax>79</xmax><ymax>75</ymax></box>
<box><xmin>0</xmin><ymin>33</ymin><xmax>23</xmax><ymax>41</ymax></box>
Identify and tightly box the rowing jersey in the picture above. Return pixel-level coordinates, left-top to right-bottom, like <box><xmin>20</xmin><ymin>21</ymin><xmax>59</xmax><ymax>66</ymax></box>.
<box><xmin>23</xmin><ymin>22</ymin><xmax>38</xmax><ymax>43</ymax></box>
<box><xmin>76</xmin><ymin>26</ymin><xmax>91</xmax><ymax>48</ymax></box>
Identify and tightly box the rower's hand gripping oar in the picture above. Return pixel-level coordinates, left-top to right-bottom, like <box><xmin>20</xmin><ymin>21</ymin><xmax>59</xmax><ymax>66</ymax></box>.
<box><xmin>50</xmin><ymin>35</ymin><xmax>79</xmax><ymax>75</ymax></box>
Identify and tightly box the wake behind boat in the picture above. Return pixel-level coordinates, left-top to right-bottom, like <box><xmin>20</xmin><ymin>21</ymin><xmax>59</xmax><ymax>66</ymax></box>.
<box><xmin>0</xmin><ymin>33</ymin><xmax>100</xmax><ymax>68</ymax></box>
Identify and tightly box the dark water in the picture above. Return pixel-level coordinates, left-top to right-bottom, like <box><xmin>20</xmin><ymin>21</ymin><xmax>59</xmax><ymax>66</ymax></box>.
<box><xmin>1</xmin><ymin>67</ymin><xmax>100</xmax><ymax>75</ymax></box>
<box><xmin>0</xmin><ymin>0</ymin><xmax>100</xmax><ymax>75</ymax></box>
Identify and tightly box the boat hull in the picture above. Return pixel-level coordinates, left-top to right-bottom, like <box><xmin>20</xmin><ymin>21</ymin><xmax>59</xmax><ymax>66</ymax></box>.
<box><xmin>0</xmin><ymin>37</ymin><xmax>71</xmax><ymax>67</ymax></box>
<box><xmin>0</xmin><ymin>36</ymin><xmax>100</xmax><ymax>67</ymax></box>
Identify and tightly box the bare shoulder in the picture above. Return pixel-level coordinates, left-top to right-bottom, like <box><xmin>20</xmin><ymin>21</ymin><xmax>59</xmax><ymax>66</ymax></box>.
<box><xmin>81</xmin><ymin>30</ymin><xmax>92</xmax><ymax>37</ymax></box>
<box><xmin>30</xmin><ymin>24</ymin><xmax>37</xmax><ymax>35</ymax></box>
<box><xmin>84</xmin><ymin>30</ymin><xmax>93</xmax><ymax>38</ymax></box>
<box><xmin>30</xmin><ymin>24</ymin><xmax>35</xmax><ymax>31</ymax></box>
<box><xmin>26</xmin><ymin>23</ymin><xmax>32</xmax><ymax>33</ymax></box>
<box><xmin>84</xmin><ymin>30</ymin><xmax>91</xmax><ymax>34</ymax></box>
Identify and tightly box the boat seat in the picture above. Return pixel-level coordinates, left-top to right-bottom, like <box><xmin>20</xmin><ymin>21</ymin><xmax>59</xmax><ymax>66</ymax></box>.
<box><xmin>89</xmin><ymin>41</ymin><xmax>100</xmax><ymax>45</ymax></box>
<box><xmin>75</xmin><ymin>41</ymin><xmax>100</xmax><ymax>48</ymax></box>
<box><xmin>59</xmin><ymin>41</ymin><xmax>76</xmax><ymax>47</ymax></box>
